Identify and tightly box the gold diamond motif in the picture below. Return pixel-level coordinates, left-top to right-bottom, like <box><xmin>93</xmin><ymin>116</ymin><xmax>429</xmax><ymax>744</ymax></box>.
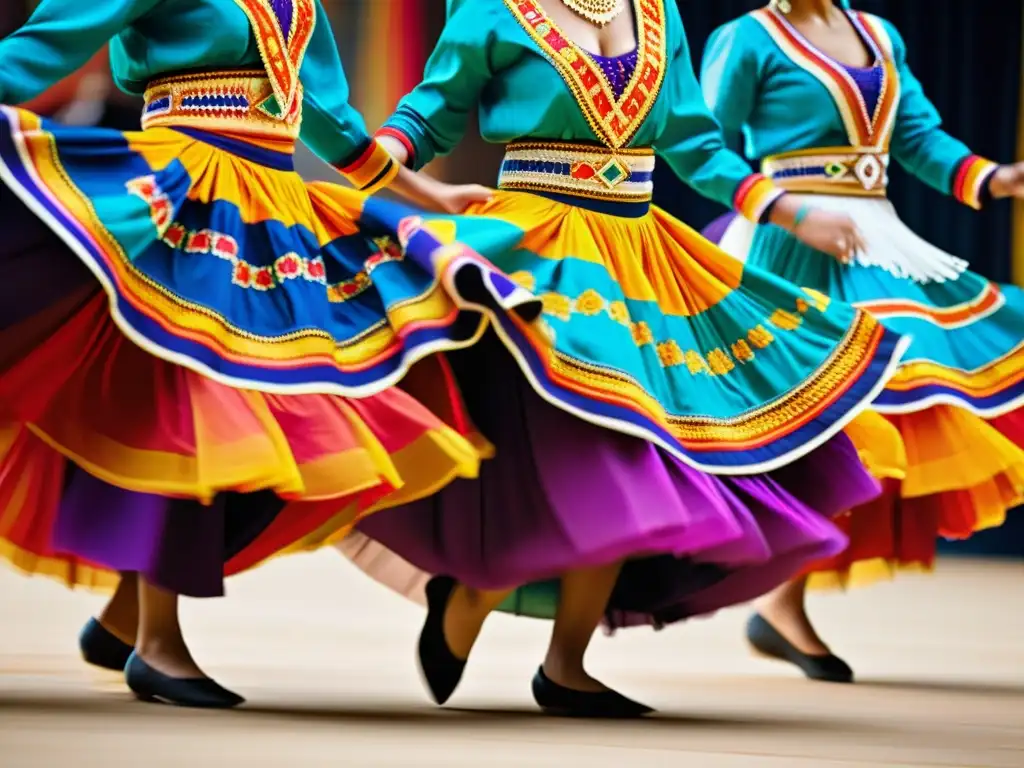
<box><xmin>596</xmin><ymin>158</ymin><xmax>629</xmax><ymax>189</ymax></box>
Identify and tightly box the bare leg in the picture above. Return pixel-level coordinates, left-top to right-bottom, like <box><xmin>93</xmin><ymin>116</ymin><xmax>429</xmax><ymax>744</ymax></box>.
<box><xmin>753</xmin><ymin>576</ymin><xmax>830</xmax><ymax>656</ymax></box>
<box><xmin>543</xmin><ymin>560</ymin><xmax>623</xmax><ymax>692</ymax></box>
<box><xmin>135</xmin><ymin>577</ymin><xmax>207</xmax><ymax>679</ymax></box>
<box><xmin>443</xmin><ymin>584</ymin><xmax>512</xmax><ymax>659</ymax></box>
<box><xmin>96</xmin><ymin>572</ymin><xmax>138</xmax><ymax>646</ymax></box>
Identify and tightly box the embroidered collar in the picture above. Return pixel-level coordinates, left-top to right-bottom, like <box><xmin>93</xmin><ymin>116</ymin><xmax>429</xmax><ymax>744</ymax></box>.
<box><xmin>752</xmin><ymin>7</ymin><xmax>899</xmax><ymax>150</ymax></box>
<box><xmin>232</xmin><ymin>0</ymin><xmax>316</xmax><ymax>121</ymax></box>
<box><xmin>503</xmin><ymin>0</ymin><xmax>667</xmax><ymax>150</ymax></box>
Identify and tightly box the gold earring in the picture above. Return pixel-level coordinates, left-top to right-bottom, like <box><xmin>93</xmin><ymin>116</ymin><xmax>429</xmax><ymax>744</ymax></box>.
<box><xmin>773</xmin><ymin>0</ymin><xmax>792</xmax><ymax>13</ymax></box>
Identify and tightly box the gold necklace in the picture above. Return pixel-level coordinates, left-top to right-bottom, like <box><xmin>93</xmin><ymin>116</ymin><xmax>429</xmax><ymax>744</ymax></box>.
<box><xmin>771</xmin><ymin>0</ymin><xmax>793</xmax><ymax>13</ymax></box>
<box><xmin>561</xmin><ymin>0</ymin><xmax>626</xmax><ymax>27</ymax></box>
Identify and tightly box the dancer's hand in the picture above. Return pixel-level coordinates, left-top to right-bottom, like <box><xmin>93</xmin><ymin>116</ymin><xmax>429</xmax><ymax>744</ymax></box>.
<box><xmin>430</xmin><ymin>181</ymin><xmax>495</xmax><ymax>214</ymax></box>
<box><xmin>989</xmin><ymin>162</ymin><xmax>1024</xmax><ymax>200</ymax></box>
<box><xmin>770</xmin><ymin>197</ymin><xmax>865</xmax><ymax>264</ymax></box>
<box><xmin>387</xmin><ymin>165</ymin><xmax>494</xmax><ymax>213</ymax></box>
<box><xmin>792</xmin><ymin>209</ymin><xmax>866</xmax><ymax>264</ymax></box>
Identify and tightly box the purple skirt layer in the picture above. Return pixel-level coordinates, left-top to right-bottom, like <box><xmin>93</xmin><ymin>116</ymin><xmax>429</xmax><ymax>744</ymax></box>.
<box><xmin>358</xmin><ymin>333</ymin><xmax>879</xmax><ymax>625</ymax></box>
<box><xmin>54</xmin><ymin>468</ymin><xmax>284</xmax><ymax>598</ymax></box>
<box><xmin>702</xmin><ymin>212</ymin><xmax>737</xmax><ymax>247</ymax></box>
<box><xmin>1</xmin><ymin>191</ymin><xmax>285</xmax><ymax>598</ymax></box>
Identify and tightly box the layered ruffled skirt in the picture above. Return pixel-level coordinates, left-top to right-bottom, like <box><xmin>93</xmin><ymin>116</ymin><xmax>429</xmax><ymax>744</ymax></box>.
<box><xmin>339</xmin><ymin>190</ymin><xmax>910</xmax><ymax>628</ymax></box>
<box><xmin>708</xmin><ymin>195</ymin><xmax>1024</xmax><ymax>588</ymax></box>
<box><xmin>0</xmin><ymin>107</ymin><xmax>538</xmax><ymax>596</ymax></box>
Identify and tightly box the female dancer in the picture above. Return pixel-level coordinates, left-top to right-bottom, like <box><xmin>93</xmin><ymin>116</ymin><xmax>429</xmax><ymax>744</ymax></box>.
<box><xmin>0</xmin><ymin>0</ymin><xmax>535</xmax><ymax>707</ymax></box>
<box><xmin>338</xmin><ymin>0</ymin><xmax>912</xmax><ymax>716</ymax></box>
<box><xmin>700</xmin><ymin>0</ymin><xmax>1024</xmax><ymax>682</ymax></box>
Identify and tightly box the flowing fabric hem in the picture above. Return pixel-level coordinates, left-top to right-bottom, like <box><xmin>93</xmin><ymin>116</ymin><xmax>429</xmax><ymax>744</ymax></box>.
<box><xmin>2</xmin><ymin>106</ymin><xmax>911</xmax><ymax>475</ymax></box>
<box><xmin>712</xmin><ymin>204</ymin><xmax>1024</xmax><ymax>419</ymax></box>
<box><xmin>433</xmin><ymin>261</ymin><xmax>912</xmax><ymax>475</ymax></box>
<box><xmin>0</xmin><ymin>537</ymin><xmax>120</xmax><ymax>595</ymax></box>
<box><xmin>224</xmin><ymin>429</ymin><xmax>494</xmax><ymax>575</ymax></box>
<box><xmin>806</xmin><ymin>557</ymin><xmax>934</xmax><ymax>592</ymax></box>
<box><xmin>842</xmin><ymin>410</ymin><xmax>908</xmax><ymax>480</ymax></box>
<box><xmin>0</xmin><ymin>106</ymin><xmax>540</xmax><ymax>399</ymax></box>
<box><xmin>803</xmin><ymin>403</ymin><xmax>1024</xmax><ymax>586</ymax></box>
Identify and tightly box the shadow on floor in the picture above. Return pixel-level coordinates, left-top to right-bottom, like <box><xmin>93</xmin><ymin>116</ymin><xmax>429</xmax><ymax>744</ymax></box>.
<box><xmin>0</xmin><ymin>690</ymin><xmax>903</xmax><ymax>736</ymax></box>
<box><xmin>859</xmin><ymin>679</ymin><xmax>1024</xmax><ymax>699</ymax></box>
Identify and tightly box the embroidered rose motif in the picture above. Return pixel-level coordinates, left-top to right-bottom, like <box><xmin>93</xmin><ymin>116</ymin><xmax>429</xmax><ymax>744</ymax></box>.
<box><xmin>274</xmin><ymin>253</ymin><xmax>303</xmax><ymax>281</ymax></box>
<box><xmin>541</xmin><ymin>292</ymin><xmax>571</xmax><ymax>321</ymax></box>
<box><xmin>185</xmin><ymin>230</ymin><xmax>212</xmax><ymax>254</ymax></box>
<box><xmin>656</xmin><ymin>340</ymin><xmax>685</xmax><ymax>367</ymax></box>
<box><xmin>252</xmin><ymin>267</ymin><xmax>275</xmax><ymax>290</ymax></box>
<box><xmin>706</xmin><ymin>348</ymin><xmax>735</xmax><ymax>376</ymax></box>
<box><xmin>575</xmin><ymin>289</ymin><xmax>605</xmax><ymax>317</ymax></box>
<box><xmin>162</xmin><ymin>223</ymin><xmax>187</xmax><ymax>250</ymax></box>
<box><xmin>232</xmin><ymin>262</ymin><xmax>252</xmax><ymax>288</ymax></box>
<box><xmin>769</xmin><ymin>309</ymin><xmax>802</xmax><ymax>331</ymax></box>
<box><xmin>607</xmin><ymin>301</ymin><xmax>630</xmax><ymax>324</ymax></box>
<box><xmin>329</xmin><ymin>272</ymin><xmax>372</xmax><ymax>303</ymax></box>
<box><xmin>150</xmin><ymin>198</ymin><xmax>172</xmax><ymax>231</ymax></box>
<box><xmin>631</xmin><ymin>321</ymin><xmax>653</xmax><ymax>346</ymax></box>
<box><xmin>747</xmin><ymin>324</ymin><xmax>775</xmax><ymax>349</ymax></box>
<box><xmin>305</xmin><ymin>258</ymin><xmax>326</xmax><ymax>283</ymax></box>
<box><xmin>211</xmin><ymin>235</ymin><xmax>238</xmax><ymax>261</ymax></box>
<box><xmin>731</xmin><ymin>340</ymin><xmax>755</xmax><ymax>363</ymax></box>
<box><xmin>684</xmin><ymin>350</ymin><xmax>710</xmax><ymax>375</ymax></box>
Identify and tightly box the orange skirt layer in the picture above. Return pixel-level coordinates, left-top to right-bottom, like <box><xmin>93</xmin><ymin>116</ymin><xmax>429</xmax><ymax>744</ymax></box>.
<box><xmin>806</xmin><ymin>405</ymin><xmax>1024</xmax><ymax>589</ymax></box>
<box><xmin>0</xmin><ymin>291</ymin><xmax>488</xmax><ymax>591</ymax></box>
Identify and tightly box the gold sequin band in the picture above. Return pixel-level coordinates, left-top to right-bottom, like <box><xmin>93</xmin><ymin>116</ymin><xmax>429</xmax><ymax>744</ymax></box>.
<box><xmin>142</xmin><ymin>70</ymin><xmax>302</xmax><ymax>141</ymax></box>
<box><xmin>498</xmin><ymin>141</ymin><xmax>655</xmax><ymax>205</ymax></box>
<box><xmin>762</xmin><ymin>147</ymin><xmax>889</xmax><ymax>197</ymax></box>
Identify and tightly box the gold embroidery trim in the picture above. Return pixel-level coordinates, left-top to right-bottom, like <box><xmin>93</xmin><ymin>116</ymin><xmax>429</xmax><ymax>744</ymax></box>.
<box><xmin>503</xmin><ymin>0</ymin><xmax>667</xmax><ymax>149</ymax></box>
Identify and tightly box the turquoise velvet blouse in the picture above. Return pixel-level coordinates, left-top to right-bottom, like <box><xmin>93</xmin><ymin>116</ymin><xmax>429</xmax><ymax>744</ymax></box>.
<box><xmin>700</xmin><ymin>8</ymin><xmax>994</xmax><ymax>206</ymax></box>
<box><xmin>381</xmin><ymin>0</ymin><xmax>778</xmax><ymax>218</ymax></box>
<box><xmin>0</xmin><ymin>0</ymin><xmax>374</xmax><ymax>168</ymax></box>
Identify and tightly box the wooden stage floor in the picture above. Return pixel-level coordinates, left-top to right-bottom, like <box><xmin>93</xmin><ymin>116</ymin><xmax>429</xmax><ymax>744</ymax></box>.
<box><xmin>1</xmin><ymin>553</ymin><xmax>1021</xmax><ymax>767</ymax></box>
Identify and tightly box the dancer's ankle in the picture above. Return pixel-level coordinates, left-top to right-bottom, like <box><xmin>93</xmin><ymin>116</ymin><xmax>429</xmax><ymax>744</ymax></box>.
<box><xmin>441</xmin><ymin>585</ymin><xmax>486</xmax><ymax>660</ymax></box>
<box><xmin>541</xmin><ymin>651</ymin><xmax>607</xmax><ymax>693</ymax></box>
<box><xmin>135</xmin><ymin>636</ymin><xmax>206</xmax><ymax>680</ymax></box>
<box><xmin>755</xmin><ymin>593</ymin><xmax>830</xmax><ymax>657</ymax></box>
<box><xmin>98</xmin><ymin>575</ymin><xmax>139</xmax><ymax>646</ymax></box>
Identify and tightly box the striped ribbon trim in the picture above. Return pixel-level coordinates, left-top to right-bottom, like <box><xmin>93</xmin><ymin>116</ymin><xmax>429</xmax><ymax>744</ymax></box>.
<box><xmin>952</xmin><ymin>154</ymin><xmax>999</xmax><ymax>210</ymax></box>
<box><xmin>733</xmin><ymin>173</ymin><xmax>786</xmax><ymax>223</ymax></box>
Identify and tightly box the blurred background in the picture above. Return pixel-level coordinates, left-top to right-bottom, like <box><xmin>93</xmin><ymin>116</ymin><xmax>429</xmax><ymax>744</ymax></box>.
<box><xmin>5</xmin><ymin>0</ymin><xmax>1022</xmax><ymax>558</ymax></box>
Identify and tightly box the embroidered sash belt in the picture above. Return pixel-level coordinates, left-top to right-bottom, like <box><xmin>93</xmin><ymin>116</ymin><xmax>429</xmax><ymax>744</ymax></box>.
<box><xmin>762</xmin><ymin>147</ymin><xmax>889</xmax><ymax>197</ymax></box>
<box><xmin>498</xmin><ymin>141</ymin><xmax>655</xmax><ymax>216</ymax></box>
<box><xmin>142</xmin><ymin>70</ymin><xmax>301</xmax><ymax>142</ymax></box>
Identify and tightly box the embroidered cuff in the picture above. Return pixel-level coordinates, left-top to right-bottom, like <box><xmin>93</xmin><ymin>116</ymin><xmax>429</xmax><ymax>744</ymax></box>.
<box><xmin>335</xmin><ymin>139</ymin><xmax>398</xmax><ymax>194</ymax></box>
<box><xmin>952</xmin><ymin>155</ymin><xmax>998</xmax><ymax>210</ymax></box>
<box><xmin>374</xmin><ymin>126</ymin><xmax>417</xmax><ymax>168</ymax></box>
<box><xmin>734</xmin><ymin>173</ymin><xmax>787</xmax><ymax>223</ymax></box>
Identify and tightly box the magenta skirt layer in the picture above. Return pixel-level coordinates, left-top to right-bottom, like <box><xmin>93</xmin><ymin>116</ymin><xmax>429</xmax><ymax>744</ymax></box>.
<box><xmin>355</xmin><ymin>333</ymin><xmax>880</xmax><ymax>629</ymax></box>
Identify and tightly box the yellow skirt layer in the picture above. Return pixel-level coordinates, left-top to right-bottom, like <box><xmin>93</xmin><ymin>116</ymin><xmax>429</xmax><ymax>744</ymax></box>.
<box><xmin>806</xmin><ymin>405</ymin><xmax>1024</xmax><ymax>590</ymax></box>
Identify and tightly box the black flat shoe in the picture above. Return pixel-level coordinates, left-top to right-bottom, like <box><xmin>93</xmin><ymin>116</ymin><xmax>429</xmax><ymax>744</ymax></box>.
<box><xmin>79</xmin><ymin>618</ymin><xmax>135</xmax><ymax>672</ymax></box>
<box><xmin>417</xmin><ymin>575</ymin><xmax>466</xmax><ymax>705</ymax></box>
<box><xmin>746</xmin><ymin>613</ymin><xmax>854</xmax><ymax>683</ymax></box>
<box><xmin>124</xmin><ymin>652</ymin><xmax>245</xmax><ymax>708</ymax></box>
<box><xmin>531</xmin><ymin>666</ymin><xmax>654</xmax><ymax>718</ymax></box>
